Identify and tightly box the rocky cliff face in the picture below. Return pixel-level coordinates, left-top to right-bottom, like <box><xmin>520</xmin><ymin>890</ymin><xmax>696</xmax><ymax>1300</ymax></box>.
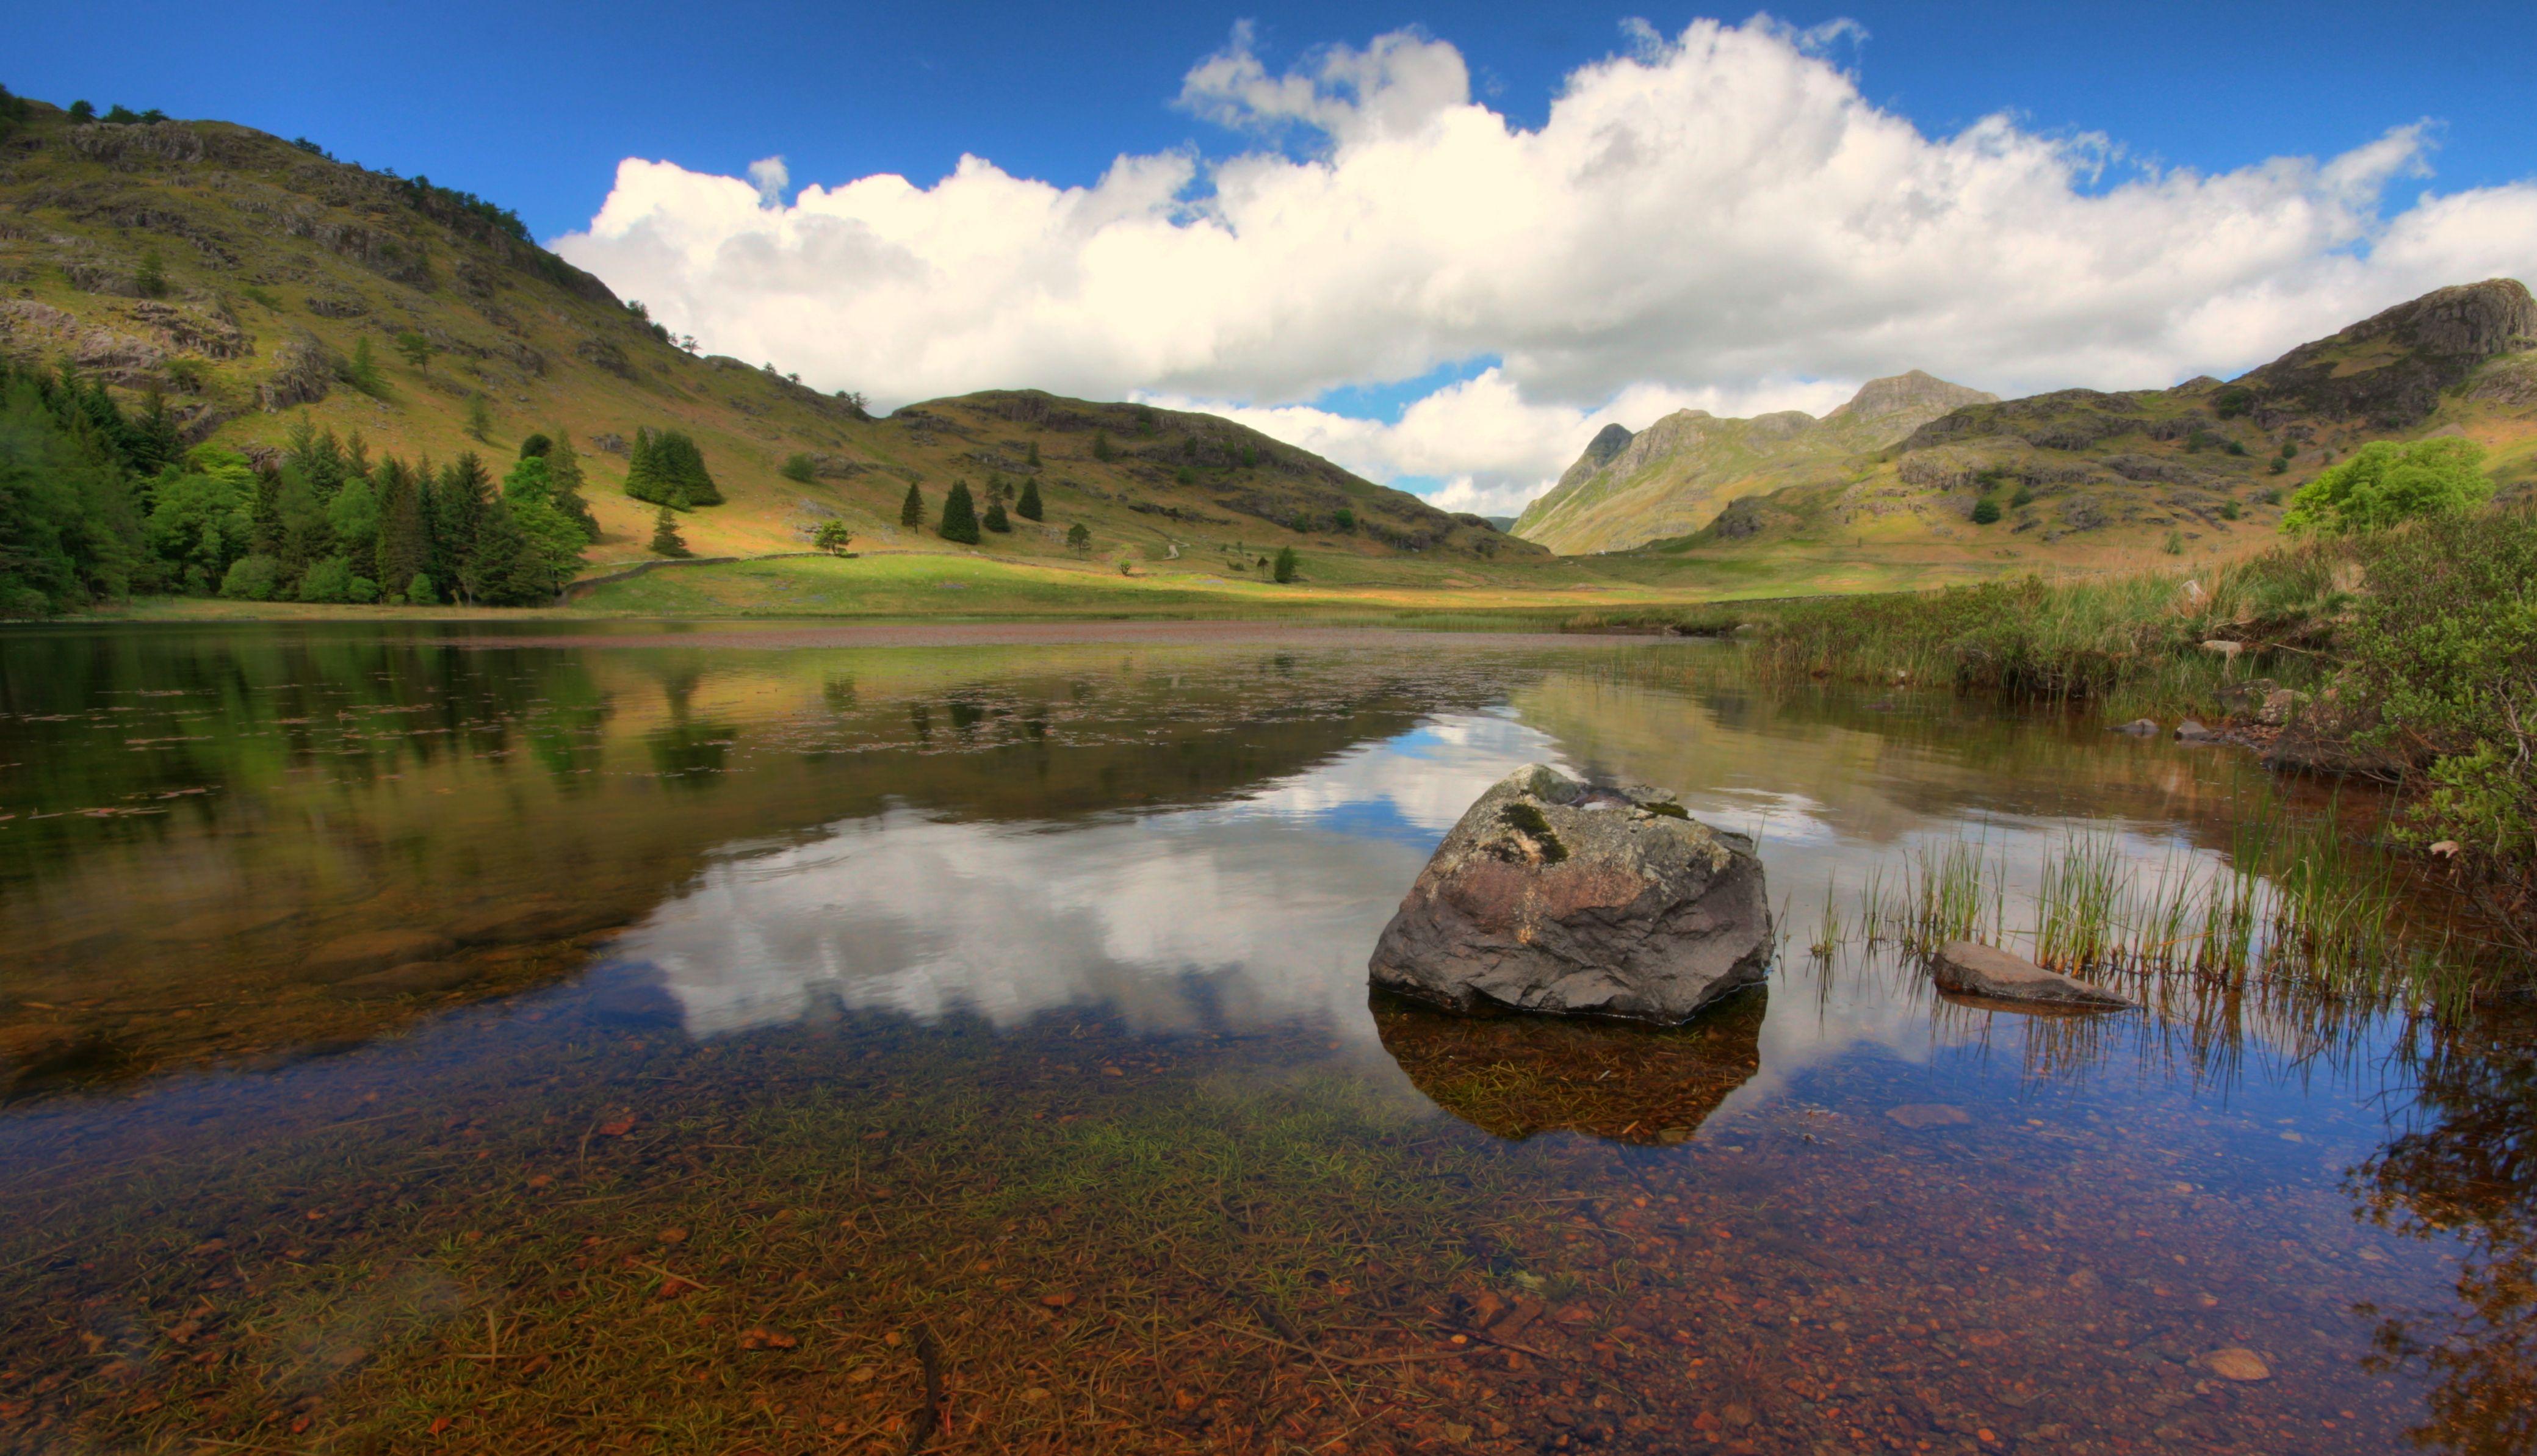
<box><xmin>1514</xmin><ymin>372</ymin><xmax>1994</xmax><ymax>555</ymax></box>
<box><xmin>2234</xmin><ymin>278</ymin><xmax>2537</xmax><ymax>428</ymax></box>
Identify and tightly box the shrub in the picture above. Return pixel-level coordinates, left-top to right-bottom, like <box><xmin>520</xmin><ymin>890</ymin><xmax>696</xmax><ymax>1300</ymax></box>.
<box><xmin>68</xmin><ymin>101</ymin><xmax>95</xmax><ymax>123</ymax></box>
<box><xmin>2212</xmin><ymin>386</ymin><xmax>2254</xmax><ymax>420</ymax></box>
<box><xmin>518</xmin><ymin>433</ymin><xmax>552</xmax><ymax>460</ymax></box>
<box><xmin>781</xmin><ymin>452</ymin><xmax>817</xmax><ymax>484</ymax></box>
<box><xmin>2349</xmin><ymin>504</ymin><xmax>2537</xmax><ymax>884</ymax></box>
<box><xmin>297</xmin><ymin>555</ymin><xmax>377</xmax><ymax>604</ymax></box>
<box><xmin>2220</xmin><ymin>500</ymin><xmax>2242</xmax><ymax>521</ymax></box>
<box><xmin>2009</xmin><ymin>485</ymin><xmax>2035</xmax><ymax>508</ymax></box>
<box><xmin>2282</xmin><ymin>438</ymin><xmax>2492</xmax><ymax>536</ymax></box>
<box><xmin>1026</xmin><ymin>441</ymin><xmax>1041</xmax><ymax>467</ymax></box>
<box><xmin>218</xmin><ymin>554</ymin><xmax>282</xmax><ymax>600</ymax></box>
<box><xmin>405</xmin><ymin>572</ymin><xmax>437</xmax><ymax>606</ymax></box>
<box><xmin>812</xmin><ymin>519</ymin><xmax>853</xmax><ymax>555</ymax></box>
<box><xmin>1174</xmin><ymin>466</ymin><xmax>1194</xmax><ymax>485</ymax></box>
<box><xmin>1273</xmin><ymin>546</ymin><xmax>1298</xmax><ymax>583</ymax></box>
<box><xmin>1333</xmin><ymin>508</ymin><xmax>1355</xmax><ymax>532</ymax></box>
<box><xmin>135</xmin><ymin>249</ymin><xmax>168</xmax><ymax>298</ymax></box>
<box><xmin>2225</xmin><ymin>440</ymin><xmax>2247</xmax><ymax>456</ymax></box>
<box><xmin>2162</xmin><ymin>530</ymin><xmax>2184</xmax><ymax>555</ymax></box>
<box><xmin>2270</xmin><ymin>457</ymin><xmax>2288</xmax><ymax>475</ymax></box>
<box><xmin>1092</xmin><ymin>431</ymin><xmax>1114</xmax><ymax>461</ymax></box>
<box><xmin>1970</xmin><ymin>498</ymin><xmax>2001</xmax><ymax>525</ymax></box>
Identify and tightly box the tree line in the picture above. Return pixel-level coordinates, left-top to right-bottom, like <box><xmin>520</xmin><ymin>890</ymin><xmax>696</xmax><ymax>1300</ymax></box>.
<box><xmin>0</xmin><ymin>357</ymin><xmax>597</xmax><ymax>614</ymax></box>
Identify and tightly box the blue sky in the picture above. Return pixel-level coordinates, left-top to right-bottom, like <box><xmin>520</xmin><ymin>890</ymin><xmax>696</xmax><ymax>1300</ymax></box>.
<box><xmin>19</xmin><ymin>3</ymin><xmax>2537</xmax><ymax>510</ymax></box>
<box><xmin>18</xmin><ymin>2</ymin><xmax>2535</xmax><ymax>236</ymax></box>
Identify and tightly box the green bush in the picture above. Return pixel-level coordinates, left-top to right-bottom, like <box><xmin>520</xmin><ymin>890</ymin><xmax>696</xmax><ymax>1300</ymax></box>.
<box><xmin>1970</xmin><ymin>498</ymin><xmax>2001</xmax><ymax>525</ymax></box>
<box><xmin>218</xmin><ymin>554</ymin><xmax>282</xmax><ymax>601</ymax></box>
<box><xmin>2009</xmin><ymin>485</ymin><xmax>2035</xmax><ymax>508</ymax></box>
<box><xmin>2350</xmin><ymin>505</ymin><xmax>2537</xmax><ymax>879</ymax></box>
<box><xmin>2283</xmin><ymin>438</ymin><xmax>2492</xmax><ymax>536</ymax></box>
<box><xmin>781</xmin><ymin>452</ymin><xmax>817</xmax><ymax>484</ymax></box>
<box><xmin>297</xmin><ymin>555</ymin><xmax>378</xmax><ymax>604</ymax></box>
<box><xmin>1273</xmin><ymin>546</ymin><xmax>1298</xmax><ymax>583</ymax></box>
<box><xmin>1333</xmin><ymin>508</ymin><xmax>1355</xmax><ymax>532</ymax></box>
<box><xmin>405</xmin><ymin>572</ymin><xmax>438</xmax><ymax>606</ymax></box>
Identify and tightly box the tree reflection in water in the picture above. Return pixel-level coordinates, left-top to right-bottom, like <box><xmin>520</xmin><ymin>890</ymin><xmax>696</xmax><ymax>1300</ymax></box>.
<box><xmin>2356</xmin><ymin>1000</ymin><xmax>2537</xmax><ymax>1455</ymax></box>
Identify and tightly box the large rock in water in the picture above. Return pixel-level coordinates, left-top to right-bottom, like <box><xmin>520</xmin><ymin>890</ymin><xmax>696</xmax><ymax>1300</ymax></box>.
<box><xmin>1368</xmin><ymin>765</ymin><xmax>1770</xmax><ymax>1023</ymax></box>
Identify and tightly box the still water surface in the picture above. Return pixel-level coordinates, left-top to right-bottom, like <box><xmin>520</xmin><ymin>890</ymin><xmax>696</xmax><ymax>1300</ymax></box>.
<box><xmin>1</xmin><ymin>624</ymin><xmax>2528</xmax><ymax>1454</ymax></box>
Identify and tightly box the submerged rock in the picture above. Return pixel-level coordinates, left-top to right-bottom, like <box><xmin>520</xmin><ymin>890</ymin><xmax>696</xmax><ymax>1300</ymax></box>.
<box><xmin>325</xmin><ymin>960</ymin><xmax>480</xmax><ymax>1000</ymax></box>
<box><xmin>1932</xmin><ymin>940</ymin><xmax>2134</xmax><ymax>1011</ymax></box>
<box><xmin>298</xmin><ymin>929</ymin><xmax>459</xmax><ymax>981</ymax></box>
<box><xmin>1372</xmin><ymin>986</ymin><xmax>1763</xmax><ymax>1144</ymax></box>
<box><xmin>2174</xmin><ymin>718</ymin><xmax>2225</xmax><ymax>743</ymax></box>
<box><xmin>2109</xmin><ymin>718</ymin><xmax>2159</xmax><ymax>736</ymax></box>
<box><xmin>1367</xmin><ymin>765</ymin><xmax>1770</xmax><ymax>1023</ymax></box>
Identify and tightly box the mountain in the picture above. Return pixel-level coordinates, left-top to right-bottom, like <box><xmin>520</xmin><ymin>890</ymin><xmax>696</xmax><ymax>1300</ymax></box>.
<box><xmin>1645</xmin><ymin>278</ymin><xmax>2537</xmax><ymax>566</ymax></box>
<box><xmin>1514</xmin><ymin>371</ymin><xmax>1996</xmax><ymax>554</ymax></box>
<box><xmin>0</xmin><ymin>96</ymin><xmax>1528</xmax><ymax>596</ymax></box>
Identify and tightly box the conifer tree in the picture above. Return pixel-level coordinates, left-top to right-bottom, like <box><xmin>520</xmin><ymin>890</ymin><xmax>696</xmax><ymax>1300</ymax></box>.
<box><xmin>623</xmin><ymin>427</ymin><xmax>669</xmax><ymax>506</ymax></box>
<box><xmin>541</xmin><ymin>432</ymin><xmax>598</xmax><ymax>538</ymax></box>
<box><xmin>983</xmin><ymin>499</ymin><xmax>1011</xmax><ymax>533</ymax></box>
<box><xmin>654</xmin><ymin>430</ymin><xmax>720</xmax><ymax>506</ymax></box>
<box><xmin>1092</xmin><ymin>430</ymin><xmax>1114</xmax><ymax>461</ymax></box>
<box><xmin>1026</xmin><ymin>440</ymin><xmax>1041</xmax><ymax>467</ymax></box>
<box><xmin>937</xmin><ymin>480</ymin><xmax>981</xmax><ymax>544</ymax></box>
<box><xmin>649</xmin><ymin>505</ymin><xmax>690</xmax><ymax>558</ymax></box>
<box><xmin>463</xmin><ymin>499</ymin><xmax>545</xmax><ymax>605</ymax></box>
<box><xmin>373</xmin><ymin>457</ymin><xmax>428</xmax><ymax>599</ymax></box>
<box><xmin>1274</xmin><ymin>546</ymin><xmax>1298</xmax><ymax>583</ymax></box>
<box><xmin>1016</xmin><ymin>478</ymin><xmax>1044</xmax><ymax>521</ymax></box>
<box><xmin>432</xmin><ymin>453</ymin><xmax>492</xmax><ymax>602</ymax></box>
<box><xmin>900</xmin><ymin>480</ymin><xmax>924</xmax><ymax>529</ymax></box>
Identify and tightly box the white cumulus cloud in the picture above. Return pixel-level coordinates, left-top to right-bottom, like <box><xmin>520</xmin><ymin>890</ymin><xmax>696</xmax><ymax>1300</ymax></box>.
<box><xmin>549</xmin><ymin>17</ymin><xmax>2537</xmax><ymax>515</ymax></box>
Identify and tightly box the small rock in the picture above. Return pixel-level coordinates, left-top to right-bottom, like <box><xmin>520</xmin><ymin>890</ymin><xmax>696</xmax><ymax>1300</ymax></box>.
<box><xmin>2174</xmin><ymin>719</ymin><xmax>2224</xmax><ymax>743</ymax></box>
<box><xmin>2256</xmin><ymin>687</ymin><xmax>2304</xmax><ymax>727</ymax></box>
<box><xmin>2198</xmin><ymin>640</ymin><xmax>2243</xmax><ymax>661</ymax></box>
<box><xmin>2430</xmin><ymin>840</ymin><xmax>2463</xmax><ymax>860</ymax></box>
<box><xmin>1932</xmin><ymin>940</ymin><xmax>2134</xmax><ymax>1009</ymax></box>
<box><xmin>2110</xmin><ymin>718</ymin><xmax>2159</xmax><ymax>736</ymax></box>
<box><xmin>2206</xmin><ymin>1347</ymin><xmax>2271</xmax><ymax>1382</ymax></box>
<box><xmin>1886</xmin><ymin>1104</ymin><xmax>1971</xmax><ymax>1129</ymax></box>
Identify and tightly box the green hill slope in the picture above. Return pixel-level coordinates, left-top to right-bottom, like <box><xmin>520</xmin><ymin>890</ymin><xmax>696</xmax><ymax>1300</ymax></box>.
<box><xmin>0</xmin><ymin>96</ymin><xmax>1532</xmax><ymax>612</ymax></box>
<box><xmin>1639</xmin><ymin>279</ymin><xmax>2537</xmax><ymax>572</ymax></box>
<box><xmin>1514</xmin><ymin>371</ymin><xmax>1996</xmax><ymax>554</ymax></box>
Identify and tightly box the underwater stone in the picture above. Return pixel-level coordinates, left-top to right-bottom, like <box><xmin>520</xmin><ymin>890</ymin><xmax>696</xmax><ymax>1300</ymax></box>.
<box><xmin>1932</xmin><ymin>940</ymin><xmax>2134</xmax><ymax>1010</ymax></box>
<box><xmin>1366</xmin><ymin>765</ymin><xmax>1770</xmax><ymax>1023</ymax></box>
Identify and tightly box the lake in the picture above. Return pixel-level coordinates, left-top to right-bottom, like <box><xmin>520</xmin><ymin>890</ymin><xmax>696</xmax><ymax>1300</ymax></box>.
<box><xmin>1</xmin><ymin>622</ymin><xmax>2527</xmax><ymax>1455</ymax></box>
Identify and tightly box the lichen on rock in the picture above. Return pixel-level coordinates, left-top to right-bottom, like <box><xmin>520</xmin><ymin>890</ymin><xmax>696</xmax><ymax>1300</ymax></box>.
<box><xmin>1367</xmin><ymin>764</ymin><xmax>1771</xmax><ymax>1023</ymax></box>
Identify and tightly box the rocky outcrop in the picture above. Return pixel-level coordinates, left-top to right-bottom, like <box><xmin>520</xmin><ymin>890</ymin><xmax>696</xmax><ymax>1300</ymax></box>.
<box><xmin>1367</xmin><ymin>765</ymin><xmax>1771</xmax><ymax>1023</ymax></box>
<box><xmin>1930</xmin><ymin>941</ymin><xmax>2133</xmax><ymax>1010</ymax></box>
<box><xmin>2234</xmin><ymin>278</ymin><xmax>2537</xmax><ymax>428</ymax></box>
<box><xmin>258</xmin><ymin>333</ymin><xmax>336</xmax><ymax>411</ymax></box>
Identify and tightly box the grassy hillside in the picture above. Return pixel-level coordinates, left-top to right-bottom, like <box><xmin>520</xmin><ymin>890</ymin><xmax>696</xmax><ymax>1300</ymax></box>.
<box><xmin>1637</xmin><ymin>280</ymin><xmax>2537</xmax><ymax>578</ymax></box>
<box><xmin>0</xmin><ymin>97</ymin><xmax>1529</xmax><ymax>600</ymax></box>
<box><xmin>1517</xmin><ymin>281</ymin><xmax>2537</xmax><ymax>583</ymax></box>
<box><xmin>1514</xmin><ymin>370</ymin><xmax>1995</xmax><ymax>555</ymax></box>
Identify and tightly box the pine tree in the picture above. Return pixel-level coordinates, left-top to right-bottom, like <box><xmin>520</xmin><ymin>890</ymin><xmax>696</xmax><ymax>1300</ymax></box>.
<box><xmin>432</xmin><ymin>453</ymin><xmax>492</xmax><ymax>602</ymax></box>
<box><xmin>134</xmin><ymin>248</ymin><xmax>167</xmax><ymax>298</ymax></box>
<box><xmin>540</xmin><ymin>431</ymin><xmax>598</xmax><ymax>538</ymax></box>
<box><xmin>983</xmin><ymin>499</ymin><xmax>1011</xmax><ymax>533</ymax></box>
<box><xmin>373</xmin><ymin>457</ymin><xmax>428</xmax><ymax>599</ymax></box>
<box><xmin>1016</xmin><ymin>477</ymin><xmax>1044</xmax><ymax>522</ymax></box>
<box><xmin>900</xmin><ymin>480</ymin><xmax>924</xmax><ymax>528</ymax></box>
<box><xmin>649</xmin><ymin>505</ymin><xmax>690</xmax><ymax>558</ymax></box>
<box><xmin>463</xmin><ymin>499</ymin><xmax>546</xmax><ymax>605</ymax></box>
<box><xmin>1026</xmin><ymin>440</ymin><xmax>1041</xmax><ymax>467</ymax></box>
<box><xmin>1274</xmin><ymin>546</ymin><xmax>1298</xmax><ymax>583</ymax></box>
<box><xmin>1092</xmin><ymin>430</ymin><xmax>1114</xmax><ymax>462</ymax></box>
<box><xmin>654</xmin><ymin>430</ymin><xmax>720</xmax><ymax>506</ymax></box>
<box><xmin>937</xmin><ymin>480</ymin><xmax>981</xmax><ymax>544</ymax></box>
<box><xmin>622</xmin><ymin>427</ymin><xmax>670</xmax><ymax>506</ymax></box>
